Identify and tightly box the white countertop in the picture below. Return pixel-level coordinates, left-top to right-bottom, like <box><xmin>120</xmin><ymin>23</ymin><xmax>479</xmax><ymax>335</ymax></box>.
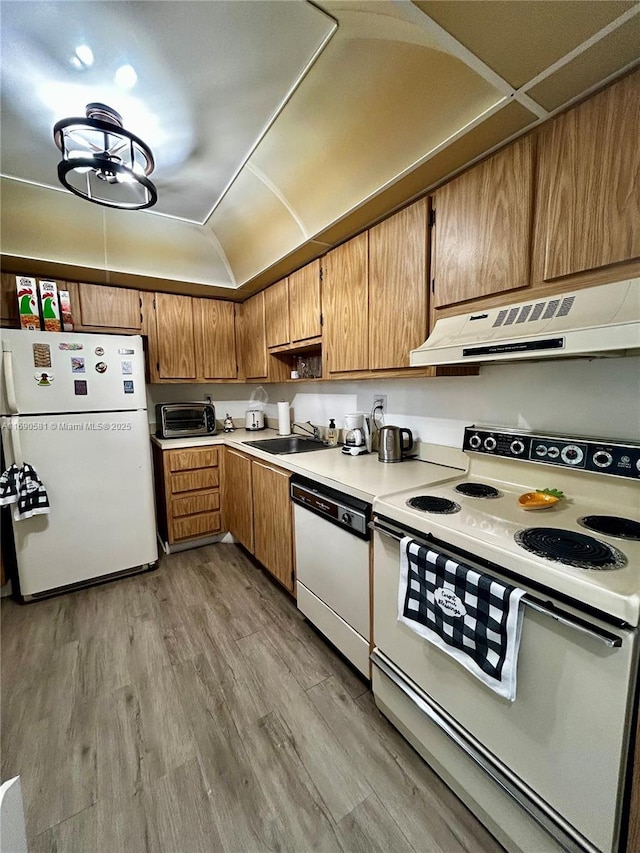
<box><xmin>151</xmin><ymin>429</ymin><xmax>466</xmax><ymax>502</ymax></box>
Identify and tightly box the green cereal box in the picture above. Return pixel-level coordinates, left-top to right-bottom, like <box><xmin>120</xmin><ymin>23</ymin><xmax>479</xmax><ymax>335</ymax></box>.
<box><xmin>16</xmin><ymin>276</ymin><xmax>41</xmax><ymax>330</ymax></box>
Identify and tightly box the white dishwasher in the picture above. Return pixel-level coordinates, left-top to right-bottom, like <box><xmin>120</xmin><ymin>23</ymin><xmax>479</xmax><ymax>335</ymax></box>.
<box><xmin>291</xmin><ymin>476</ymin><xmax>371</xmax><ymax>676</ymax></box>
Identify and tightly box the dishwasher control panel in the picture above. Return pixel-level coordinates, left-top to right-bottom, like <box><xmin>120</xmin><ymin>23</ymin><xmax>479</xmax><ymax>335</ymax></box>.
<box><xmin>291</xmin><ymin>477</ymin><xmax>370</xmax><ymax>539</ymax></box>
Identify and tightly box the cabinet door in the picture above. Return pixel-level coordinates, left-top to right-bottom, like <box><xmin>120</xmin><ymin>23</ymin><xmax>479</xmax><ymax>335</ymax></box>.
<box><xmin>222</xmin><ymin>449</ymin><xmax>254</xmax><ymax>552</ymax></box>
<box><xmin>78</xmin><ymin>283</ymin><xmax>141</xmax><ymax>329</ymax></box>
<box><xmin>252</xmin><ymin>460</ymin><xmax>293</xmax><ymax>593</ymax></box>
<box><xmin>289</xmin><ymin>260</ymin><xmax>321</xmax><ymax>342</ymax></box>
<box><xmin>369</xmin><ymin>200</ymin><xmax>428</xmax><ymax>369</ymax></box>
<box><xmin>323</xmin><ymin>233</ymin><xmax>369</xmax><ymax>373</ymax></box>
<box><xmin>239</xmin><ymin>292</ymin><xmax>268</xmax><ymax>380</ymax></box>
<box><xmin>1</xmin><ymin>273</ymin><xmax>22</xmax><ymax>327</ymax></box>
<box><xmin>433</xmin><ymin>136</ymin><xmax>534</xmax><ymax>308</ymax></box>
<box><xmin>535</xmin><ymin>70</ymin><xmax>640</xmax><ymax>282</ymax></box>
<box><xmin>265</xmin><ymin>278</ymin><xmax>290</xmax><ymax>348</ymax></box>
<box><xmin>196</xmin><ymin>298</ymin><xmax>238</xmax><ymax>379</ymax></box>
<box><xmin>155</xmin><ymin>293</ymin><xmax>197</xmax><ymax>380</ymax></box>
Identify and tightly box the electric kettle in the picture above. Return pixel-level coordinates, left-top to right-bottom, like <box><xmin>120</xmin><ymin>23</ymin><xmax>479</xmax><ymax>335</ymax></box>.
<box><xmin>378</xmin><ymin>425</ymin><xmax>413</xmax><ymax>463</ymax></box>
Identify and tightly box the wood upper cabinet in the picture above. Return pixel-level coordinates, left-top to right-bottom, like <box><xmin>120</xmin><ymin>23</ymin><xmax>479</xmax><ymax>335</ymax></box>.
<box><xmin>151</xmin><ymin>293</ymin><xmax>238</xmax><ymax>382</ymax></box>
<box><xmin>432</xmin><ymin>136</ymin><xmax>535</xmax><ymax>309</ymax></box>
<box><xmin>265</xmin><ymin>278</ymin><xmax>290</xmax><ymax>348</ymax></box>
<box><xmin>195</xmin><ymin>298</ymin><xmax>237</xmax><ymax>379</ymax></box>
<box><xmin>369</xmin><ymin>200</ymin><xmax>428</xmax><ymax>370</ymax></box>
<box><xmin>77</xmin><ymin>283</ymin><xmax>141</xmax><ymax>330</ymax></box>
<box><xmin>154</xmin><ymin>293</ymin><xmax>197</xmax><ymax>380</ymax></box>
<box><xmin>222</xmin><ymin>448</ymin><xmax>254</xmax><ymax>553</ymax></box>
<box><xmin>1</xmin><ymin>273</ymin><xmax>20</xmax><ymax>326</ymax></box>
<box><xmin>288</xmin><ymin>259</ymin><xmax>322</xmax><ymax>343</ymax></box>
<box><xmin>239</xmin><ymin>291</ymin><xmax>268</xmax><ymax>380</ymax></box>
<box><xmin>533</xmin><ymin>69</ymin><xmax>640</xmax><ymax>284</ymax></box>
<box><xmin>323</xmin><ymin>232</ymin><xmax>369</xmax><ymax>373</ymax></box>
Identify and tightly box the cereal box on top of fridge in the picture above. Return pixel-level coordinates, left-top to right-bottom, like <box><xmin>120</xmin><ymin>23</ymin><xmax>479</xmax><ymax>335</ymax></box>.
<box><xmin>38</xmin><ymin>280</ymin><xmax>62</xmax><ymax>332</ymax></box>
<box><xmin>15</xmin><ymin>276</ymin><xmax>41</xmax><ymax>330</ymax></box>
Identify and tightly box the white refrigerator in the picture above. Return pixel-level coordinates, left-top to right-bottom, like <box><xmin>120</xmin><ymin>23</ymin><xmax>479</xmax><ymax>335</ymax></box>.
<box><xmin>1</xmin><ymin>328</ymin><xmax>158</xmax><ymax>599</ymax></box>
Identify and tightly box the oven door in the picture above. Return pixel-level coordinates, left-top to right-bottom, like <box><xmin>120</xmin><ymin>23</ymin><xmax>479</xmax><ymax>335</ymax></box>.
<box><xmin>371</xmin><ymin>517</ymin><xmax>638</xmax><ymax>853</ymax></box>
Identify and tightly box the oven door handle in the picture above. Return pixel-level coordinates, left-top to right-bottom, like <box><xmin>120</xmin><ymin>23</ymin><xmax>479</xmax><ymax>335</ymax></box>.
<box><xmin>369</xmin><ymin>520</ymin><xmax>623</xmax><ymax>649</ymax></box>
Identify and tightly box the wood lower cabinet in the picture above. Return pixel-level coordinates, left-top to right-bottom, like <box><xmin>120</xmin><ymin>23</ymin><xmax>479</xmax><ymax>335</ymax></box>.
<box><xmin>221</xmin><ymin>448</ymin><xmax>254</xmax><ymax>552</ymax></box>
<box><xmin>252</xmin><ymin>459</ymin><xmax>294</xmax><ymax>593</ymax></box>
<box><xmin>222</xmin><ymin>449</ymin><xmax>294</xmax><ymax>593</ymax></box>
<box><xmin>432</xmin><ymin>136</ymin><xmax>534</xmax><ymax>309</ymax></box>
<box><xmin>533</xmin><ymin>69</ymin><xmax>640</xmax><ymax>286</ymax></box>
<box><xmin>153</xmin><ymin>444</ymin><xmax>222</xmax><ymax>547</ymax></box>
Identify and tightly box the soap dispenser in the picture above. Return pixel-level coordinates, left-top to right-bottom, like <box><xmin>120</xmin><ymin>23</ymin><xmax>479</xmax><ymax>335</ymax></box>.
<box><xmin>327</xmin><ymin>418</ymin><xmax>338</xmax><ymax>447</ymax></box>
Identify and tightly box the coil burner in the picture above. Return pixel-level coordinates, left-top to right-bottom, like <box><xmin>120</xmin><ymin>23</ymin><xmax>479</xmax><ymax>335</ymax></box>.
<box><xmin>515</xmin><ymin>527</ymin><xmax>627</xmax><ymax>570</ymax></box>
<box><xmin>406</xmin><ymin>496</ymin><xmax>461</xmax><ymax>514</ymax></box>
<box><xmin>454</xmin><ymin>482</ymin><xmax>502</xmax><ymax>499</ymax></box>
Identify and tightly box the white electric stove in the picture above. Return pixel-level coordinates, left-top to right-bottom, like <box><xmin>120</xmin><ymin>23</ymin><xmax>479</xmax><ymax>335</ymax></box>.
<box><xmin>371</xmin><ymin>426</ymin><xmax>640</xmax><ymax>853</ymax></box>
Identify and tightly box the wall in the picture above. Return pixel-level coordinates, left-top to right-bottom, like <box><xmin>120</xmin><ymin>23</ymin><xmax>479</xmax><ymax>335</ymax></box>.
<box><xmin>146</xmin><ymin>355</ymin><xmax>640</xmax><ymax>446</ymax></box>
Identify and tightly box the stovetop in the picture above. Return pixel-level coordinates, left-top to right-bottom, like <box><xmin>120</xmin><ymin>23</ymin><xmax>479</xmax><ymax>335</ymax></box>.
<box><xmin>374</xmin><ymin>427</ymin><xmax>640</xmax><ymax>626</ymax></box>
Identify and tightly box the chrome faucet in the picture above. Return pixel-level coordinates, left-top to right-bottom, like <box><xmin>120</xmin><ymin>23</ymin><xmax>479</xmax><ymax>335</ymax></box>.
<box><xmin>292</xmin><ymin>420</ymin><xmax>321</xmax><ymax>440</ymax></box>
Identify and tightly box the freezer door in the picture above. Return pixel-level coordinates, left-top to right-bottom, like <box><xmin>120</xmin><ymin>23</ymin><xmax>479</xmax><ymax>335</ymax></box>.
<box><xmin>0</xmin><ymin>329</ymin><xmax>147</xmax><ymax>414</ymax></box>
<box><xmin>1</xmin><ymin>410</ymin><xmax>157</xmax><ymax>595</ymax></box>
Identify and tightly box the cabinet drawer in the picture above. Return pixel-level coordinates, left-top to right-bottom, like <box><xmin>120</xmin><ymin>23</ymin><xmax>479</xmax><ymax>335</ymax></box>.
<box><xmin>171</xmin><ymin>512</ymin><xmax>221</xmax><ymax>541</ymax></box>
<box><xmin>168</xmin><ymin>447</ymin><xmax>218</xmax><ymax>472</ymax></box>
<box><xmin>170</xmin><ymin>468</ymin><xmax>219</xmax><ymax>494</ymax></box>
<box><xmin>172</xmin><ymin>491</ymin><xmax>220</xmax><ymax>518</ymax></box>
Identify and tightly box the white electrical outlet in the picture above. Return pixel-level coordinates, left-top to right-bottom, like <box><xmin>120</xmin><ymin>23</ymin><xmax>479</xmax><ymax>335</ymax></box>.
<box><xmin>372</xmin><ymin>394</ymin><xmax>386</xmax><ymax>413</ymax></box>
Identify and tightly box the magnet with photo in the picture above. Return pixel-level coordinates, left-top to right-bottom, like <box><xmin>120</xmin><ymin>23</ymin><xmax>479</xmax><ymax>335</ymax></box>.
<box><xmin>121</xmin><ymin>360</ymin><xmax>133</xmax><ymax>375</ymax></box>
<box><xmin>74</xmin><ymin>380</ymin><xmax>88</xmax><ymax>396</ymax></box>
<box><xmin>123</xmin><ymin>380</ymin><xmax>135</xmax><ymax>394</ymax></box>
<box><xmin>71</xmin><ymin>357</ymin><xmax>85</xmax><ymax>373</ymax></box>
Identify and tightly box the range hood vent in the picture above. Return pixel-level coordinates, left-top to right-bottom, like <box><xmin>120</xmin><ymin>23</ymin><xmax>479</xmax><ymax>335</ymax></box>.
<box><xmin>411</xmin><ymin>279</ymin><xmax>640</xmax><ymax>366</ymax></box>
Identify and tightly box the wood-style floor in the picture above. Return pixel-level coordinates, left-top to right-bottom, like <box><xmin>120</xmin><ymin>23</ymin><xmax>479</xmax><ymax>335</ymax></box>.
<box><xmin>1</xmin><ymin>544</ymin><xmax>504</xmax><ymax>853</ymax></box>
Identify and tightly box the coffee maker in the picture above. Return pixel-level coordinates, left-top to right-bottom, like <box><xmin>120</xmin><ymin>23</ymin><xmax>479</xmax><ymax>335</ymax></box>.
<box><xmin>341</xmin><ymin>413</ymin><xmax>371</xmax><ymax>456</ymax></box>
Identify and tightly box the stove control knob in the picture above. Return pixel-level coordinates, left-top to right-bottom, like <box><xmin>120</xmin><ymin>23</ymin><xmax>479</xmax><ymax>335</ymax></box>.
<box><xmin>593</xmin><ymin>451</ymin><xmax>613</xmax><ymax>469</ymax></box>
<box><xmin>469</xmin><ymin>434</ymin><xmax>482</xmax><ymax>449</ymax></box>
<box><xmin>535</xmin><ymin>444</ymin><xmax>548</xmax><ymax>457</ymax></box>
<box><xmin>561</xmin><ymin>444</ymin><xmax>584</xmax><ymax>465</ymax></box>
<box><xmin>484</xmin><ymin>436</ymin><xmax>497</xmax><ymax>451</ymax></box>
<box><xmin>510</xmin><ymin>439</ymin><xmax>525</xmax><ymax>456</ymax></box>
<box><xmin>341</xmin><ymin>512</ymin><xmax>353</xmax><ymax>526</ymax></box>
<box><xmin>546</xmin><ymin>447</ymin><xmax>560</xmax><ymax>459</ymax></box>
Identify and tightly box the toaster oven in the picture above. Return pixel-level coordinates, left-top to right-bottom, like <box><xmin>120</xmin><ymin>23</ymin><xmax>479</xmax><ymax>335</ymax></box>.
<box><xmin>156</xmin><ymin>403</ymin><xmax>216</xmax><ymax>438</ymax></box>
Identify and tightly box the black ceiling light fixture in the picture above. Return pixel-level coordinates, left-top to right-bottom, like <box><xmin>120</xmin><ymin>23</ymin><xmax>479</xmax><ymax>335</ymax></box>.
<box><xmin>53</xmin><ymin>102</ymin><xmax>157</xmax><ymax>210</ymax></box>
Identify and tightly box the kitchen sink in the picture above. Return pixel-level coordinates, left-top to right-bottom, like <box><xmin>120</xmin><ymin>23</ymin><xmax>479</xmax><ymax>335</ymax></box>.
<box><xmin>242</xmin><ymin>436</ymin><xmax>332</xmax><ymax>455</ymax></box>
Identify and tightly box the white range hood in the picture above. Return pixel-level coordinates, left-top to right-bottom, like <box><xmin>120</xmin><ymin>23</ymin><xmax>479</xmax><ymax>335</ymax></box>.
<box><xmin>410</xmin><ymin>278</ymin><xmax>640</xmax><ymax>366</ymax></box>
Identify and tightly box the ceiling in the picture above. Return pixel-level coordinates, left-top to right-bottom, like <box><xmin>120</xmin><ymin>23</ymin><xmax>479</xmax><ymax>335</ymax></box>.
<box><xmin>1</xmin><ymin>0</ymin><xmax>639</xmax><ymax>300</ymax></box>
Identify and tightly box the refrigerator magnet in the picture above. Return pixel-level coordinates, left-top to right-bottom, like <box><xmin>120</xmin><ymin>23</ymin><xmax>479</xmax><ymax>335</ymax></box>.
<box><xmin>118</xmin><ymin>348</ymin><xmax>134</xmax><ymax>355</ymax></box>
<box><xmin>33</xmin><ymin>343</ymin><xmax>52</xmax><ymax>368</ymax></box>
<box><xmin>95</xmin><ymin>361</ymin><xmax>108</xmax><ymax>374</ymax></box>
<box><xmin>94</xmin><ymin>346</ymin><xmax>104</xmax><ymax>356</ymax></box>
<box><xmin>34</xmin><ymin>372</ymin><xmax>54</xmax><ymax>386</ymax></box>
<box><xmin>59</xmin><ymin>342</ymin><xmax>83</xmax><ymax>351</ymax></box>
<box><xmin>123</xmin><ymin>380</ymin><xmax>134</xmax><ymax>394</ymax></box>
<box><xmin>71</xmin><ymin>357</ymin><xmax>85</xmax><ymax>373</ymax></box>
<box><xmin>74</xmin><ymin>380</ymin><xmax>88</xmax><ymax>396</ymax></box>
<box><xmin>121</xmin><ymin>360</ymin><xmax>132</xmax><ymax>375</ymax></box>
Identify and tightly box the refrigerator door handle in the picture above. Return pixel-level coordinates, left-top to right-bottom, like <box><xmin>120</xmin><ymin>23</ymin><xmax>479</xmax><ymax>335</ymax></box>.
<box><xmin>3</xmin><ymin>349</ymin><xmax>18</xmax><ymax>415</ymax></box>
<box><xmin>9</xmin><ymin>416</ymin><xmax>23</xmax><ymax>466</ymax></box>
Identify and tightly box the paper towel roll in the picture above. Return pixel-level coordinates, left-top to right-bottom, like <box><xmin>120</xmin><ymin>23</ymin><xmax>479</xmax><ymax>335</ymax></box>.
<box><xmin>277</xmin><ymin>401</ymin><xmax>291</xmax><ymax>436</ymax></box>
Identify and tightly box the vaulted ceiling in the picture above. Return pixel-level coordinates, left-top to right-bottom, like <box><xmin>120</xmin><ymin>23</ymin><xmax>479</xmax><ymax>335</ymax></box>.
<box><xmin>1</xmin><ymin>0</ymin><xmax>639</xmax><ymax>299</ymax></box>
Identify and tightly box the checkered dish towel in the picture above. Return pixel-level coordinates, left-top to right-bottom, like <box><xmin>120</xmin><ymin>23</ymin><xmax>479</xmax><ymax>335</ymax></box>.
<box><xmin>398</xmin><ymin>537</ymin><xmax>526</xmax><ymax>701</ymax></box>
<box><xmin>0</xmin><ymin>463</ymin><xmax>50</xmax><ymax>521</ymax></box>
